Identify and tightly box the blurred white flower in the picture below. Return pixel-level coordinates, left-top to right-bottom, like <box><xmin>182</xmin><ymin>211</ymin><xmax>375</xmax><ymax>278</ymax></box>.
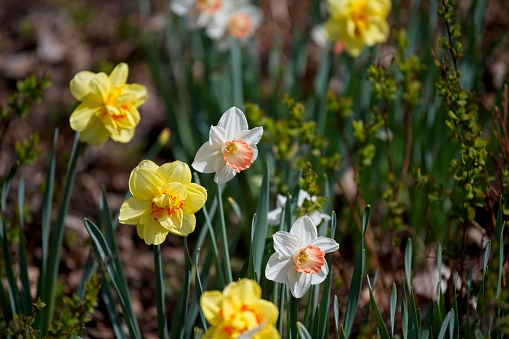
<box><xmin>311</xmin><ymin>24</ymin><xmax>328</xmax><ymax>50</ymax></box>
<box><xmin>267</xmin><ymin>190</ymin><xmax>331</xmax><ymax>226</ymax></box>
<box><xmin>206</xmin><ymin>0</ymin><xmax>263</xmax><ymax>48</ymax></box>
<box><xmin>265</xmin><ymin>216</ymin><xmax>339</xmax><ymax>298</ymax></box>
<box><xmin>192</xmin><ymin>106</ymin><xmax>263</xmax><ymax>184</ymax></box>
<box><xmin>170</xmin><ymin>0</ymin><xmax>224</xmax><ymax>29</ymax></box>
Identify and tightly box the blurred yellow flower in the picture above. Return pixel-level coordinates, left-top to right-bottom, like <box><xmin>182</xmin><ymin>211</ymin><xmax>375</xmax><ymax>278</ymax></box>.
<box><xmin>69</xmin><ymin>62</ymin><xmax>148</xmax><ymax>145</ymax></box>
<box><xmin>118</xmin><ymin>160</ymin><xmax>207</xmax><ymax>245</ymax></box>
<box><xmin>200</xmin><ymin>279</ymin><xmax>279</xmax><ymax>339</ymax></box>
<box><xmin>325</xmin><ymin>0</ymin><xmax>391</xmax><ymax>57</ymax></box>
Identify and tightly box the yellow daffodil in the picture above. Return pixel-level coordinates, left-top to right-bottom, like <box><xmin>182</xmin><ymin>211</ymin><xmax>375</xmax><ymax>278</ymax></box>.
<box><xmin>118</xmin><ymin>160</ymin><xmax>207</xmax><ymax>245</ymax></box>
<box><xmin>69</xmin><ymin>62</ymin><xmax>148</xmax><ymax>145</ymax></box>
<box><xmin>325</xmin><ymin>0</ymin><xmax>391</xmax><ymax>57</ymax></box>
<box><xmin>200</xmin><ymin>279</ymin><xmax>279</xmax><ymax>339</ymax></box>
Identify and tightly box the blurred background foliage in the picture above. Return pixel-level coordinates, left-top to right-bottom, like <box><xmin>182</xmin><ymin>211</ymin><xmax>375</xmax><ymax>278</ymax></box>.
<box><xmin>0</xmin><ymin>0</ymin><xmax>508</xmax><ymax>337</ymax></box>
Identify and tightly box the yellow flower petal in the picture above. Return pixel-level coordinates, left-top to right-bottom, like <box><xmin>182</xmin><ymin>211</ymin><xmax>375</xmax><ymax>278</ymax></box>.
<box><xmin>253</xmin><ymin>300</ymin><xmax>279</xmax><ymax>324</ymax></box>
<box><xmin>140</xmin><ymin>220</ymin><xmax>169</xmax><ymax>245</ymax></box>
<box><xmin>69</xmin><ymin>102</ymin><xmax>101</xmax><ymax>131</ymax></box>
<box><xmin>168</xmin><ymin>214</ymin><xmax>195</xmax><ymax>236</ymax></box>
<box><xmin>79</xmin><ymin>115</ymin><xmax>110</xmax><ymax>145</ymax></box>
<box><xmin>183</xmin><ymin>183</ymin><xmax>207</xmax><ymax>215</ymax></box>
<box><xmin>70</xmin><ymin>71</ymin><xmax>95</xmax><ymax>101</ymax></box>
<box><xmin>109</xmin><ymin>62</ymin><xmax>128</xmax><ymax>88</ymax></box>
<box><xmin>157</xmin><ymin>161</ymin><xmax>192</xmax><ymax>184</ymax></box>
<box><xmin>129</xmin><ymin>167</ymin><xmax>165</xmax><ymax>201</ymax></box>
<box><xmin>110</xmin><ymin>127</ymin><xmax>135</xmax><ymax>143</ymax></box>
<box><xmin>200</xmin><ymin>291</ymin><xmax>224</xmax><ymax>326</ymax></box>
<box><xmin>138</xmin><ymin>159</ymin><xmax>160</xmax><ymax>171</ymax></box>
<box><xmin>256</xmin><ymin>325</ymin><xmax>280</xmax><ymax>339</ymax></box>
<box><xmin>84</xmin><ymin>73</ymin><xmax>110</xmax><ymax>104</ymax></box>
<box><xmin>124</xmin><ymin>83</ymin><xmax>148</xmax><ymax>107</ymax></box>
<box><xmin>118</xmin><ymin>197</ymin><xmax>151</xmax><ymax>225</ymax></box>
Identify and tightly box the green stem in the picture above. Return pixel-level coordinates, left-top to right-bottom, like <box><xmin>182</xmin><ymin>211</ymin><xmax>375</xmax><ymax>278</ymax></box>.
<box><xmin>154</xmin><ymin>245</ymin><xmax>168</xmax><ymax>339</ymax></box>
<box><xmin>290</xmin><ymin>294</ymin><xmax>298</xmax><ymax>339</ymax></box>
<box><xmin>217</xmin><ymin>184</ymin><xmax>233</xmax><ymax>283</ymax></box>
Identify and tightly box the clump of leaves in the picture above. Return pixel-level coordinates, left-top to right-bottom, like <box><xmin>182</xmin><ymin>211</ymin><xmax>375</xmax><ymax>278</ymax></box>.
<box><xmin>3</xmin><ymin>275</ymin><xmax>101</xmax><ymax>338</ymax></box>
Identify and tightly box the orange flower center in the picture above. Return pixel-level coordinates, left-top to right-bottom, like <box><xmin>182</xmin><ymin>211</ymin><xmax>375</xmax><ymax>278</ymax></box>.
<box><xmin>222</xmin><ymin>139</ymin><xmax>254</xmax><ymax>172</ymax></box>
<box><xmin>151</xmin><ymin>193</ymin><xmax>185</xmax><ymax>220</ymax></box>
<box><xmin>219</xmin><ymin>304</ymin><xmax>263</xmax><ymax>336</ymax></box>
<box><xmin>227</xmin><ymin>13</ymin><xmax>253</xmax><ymax>39</ymax></box>
<box><xmin>196</xmin><ymin>0</ymin><xmax>222</xmax><ymax>14</ymax></box>
<box><xmin>294</xmin><ymin>245</ymin><xmax>325</xmax><ymax>274</ymax></box>
<box><xmin>101</xmin><ymin>86</ymin><xmax>127</xmax><ymax>121</ymax></box>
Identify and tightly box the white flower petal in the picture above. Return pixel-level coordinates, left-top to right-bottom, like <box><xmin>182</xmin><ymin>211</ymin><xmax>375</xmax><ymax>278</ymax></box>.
<box><xmin>192</xmin><ymin>143</ymin><xmax>221</xmax><ymax>173</ymax></box>
<box><xmin>310</xmin><ymin>236</ymin><xmax>339</xmax><ymax>253</ymax></box>
<box><xmin>290</xmin><ymin>215</ymin><xmax>317</xmax><ymax>247</ymax></box>
<box><xmin>297</xmin><ymin>190</ymin><xmax>312</xmax><ymax>206</ymax></box>
<box><xmin>311</xmin><ymin>260</ymin><xmax>329</xmax><ymax>285</ymax></box>
<box><xmin>214</xmin><ymin>163</ymin><xmax>237</xmax><ymax>184</ymax></box>
<box><xmin>276</xmin><ymin>195</ymin><xmax>288</xmax><ymax>208</ymax></box>
<box><xmin>265</xmin><ymin>254</ymin><xmax>293</xmax><ymax>284</ymax></box>
<box><xmin>217</xmin><ymin>106</ymin><xmax>249</xmax><ymax>139</ymax></box>
<box><xmin>210</xmin><ymin>126</ymin><xmax>227</xmax><ymax>146</ymax></box>
<box><xmin>169</xmin><ymin>0</ymin><xmax>193</xmax><ymax>16</ymax></box>
<box><xmin>309</xmin><ymin>210</ymin><xmax>331</xmax><ymax>225</ymax></box>
<box><xmin>235</xmin><ymin>126</ymin><xmax>263</xmax><ymax>146</ymax></box>
<box><xmin>272</xmin><ymin>231</ymin><xmax>298</xmax><ymax>257</ymax></box>
<box><xmin>287</xmin><ymin>268</ymin><xmax>312</xmax><ymax>298</ymax></box>
<box><xmin>267</xmin><ymin>207</ymin><xmax>282</xmax><ymax>226</ymax></box>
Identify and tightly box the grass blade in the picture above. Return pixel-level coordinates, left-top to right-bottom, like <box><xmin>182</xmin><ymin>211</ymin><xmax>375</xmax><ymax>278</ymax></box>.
<box><xmin>101</xmin><ymin>275</ymin><xmax>127</xmax><ymax>339</ymax></box>
<box><xmin>84</xmin><ymin>219</ymin><xmax>141</xmax><ymax>338</ymax></box>
<box><xmin>36</xmin><ymin>132</ymin><xmax>81</xmax><ymax>334</ymax></box>
<box><xmin>297</xmin><ymin>321</ymin><xmax>313</xmax><ymax>339</ymax></box>
<box><xmin>367</xmin><ymin>276</ymin><xmax>390</xmax><ymax>339</ymax></box>
<box><xmin>405</xmin><ymin>239</ymin><xmax>413</xmax><ymax>292</ymax></box>
<box><xmin>390</xmin><ymin>283</ymin><xmax>397</xmax><ymax>337</ymax></box>
<box><xmin>154</xmin><ymin>244</ymin><xmax>168</xmax><ymax>339</ymax></box>
<box><xmin>40</xmin><ymin>129</ymin><xmax>58</xmax><ymax>280</ymax></box>
<box><xmin>1</xmin><ymin>163</ymin><xmax>21</xmax><ymax>316</ymax></box>
<box><xmin>334</xmin><ymin>295</ymin><xmax>340</xmax><ymax>338</ymax></box>
<box><xmin>17</xmin><ymin>178</ymin><xmax>32</xmax><ymax>315</ymax></box>
<box><xmin>251</xmin><ymin>162</ymin><xmax>270</xmax><ymax>283</ymax></box>
<box><xmin>194</xmin><ymin>249</ymin><xmax>207</xmax><ymax>331</ymax></box>
<box><xmin>343</xmin><ymin>205</ymin><xmax>370</xmax><ymax>337</ymax></box>
<box><xmin>437</xmin><ymin>310</ymin><xmax>453</xmax><ymax>339</ymax></box>
<box><xmin>171</xmin><ymin>238</ymin><xmax>192</xmax><ymax>339</ymax></box>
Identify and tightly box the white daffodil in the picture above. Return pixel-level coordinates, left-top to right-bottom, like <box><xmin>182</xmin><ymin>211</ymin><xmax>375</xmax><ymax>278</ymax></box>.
<box><xmin>192</xmin><ymin>106</ymin><xmax>263</xmax><ymax>184</ymax></box>
<box><xmin>265</xmin><ymin>215</ymin><xmax>339</xmax><ymax>298</ymax></box>
<box><xmin>267</xmin><ymin>190</ymin><xmax>331</xmax><ymax>226</ymax></box>
<box><xmin>205</xmin><ymin>0</ymin><xmax>263</xmax><ymax>49</ymax></box>
<box><xmin>170</xmin><ymin>0</ymin><xmax>224</xmax><ymax>29</ymax></box>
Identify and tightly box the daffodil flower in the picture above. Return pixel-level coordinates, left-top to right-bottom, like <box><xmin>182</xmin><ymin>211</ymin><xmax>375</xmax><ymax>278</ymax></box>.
<box><xmin>118</xmin><ymin>160</ymin><xmax>207</xmax><ymax>245</ymax></box>
<box><xmin>205</xmin><ymin>0</ymin><xmax>263</xmax><ymax>49</ymax></box>
<box><xmin>192</xmin><ymin>106</ymin><xmax>263</xmax><ymax>184</ymax></box>
<box><xmin>267</xmin><ymin>189</ymin><xmax>331</xmax><ymax>226</ymax></box>
<box><xmin>325</xmin><ymin>0</ymin><xmax>391</xmax><ymax>57</ymax></box>
<box><xmin>265</xmin><ymin>215</ymin><xmax>339</xmax><ymax>298</ymax></box>
<box><xmin>170</xmin><ymin>0</ymin><xmax>224</xmax><ymax>29</ymax></box>
<box><xmin>69</xmin><ymin>63</ymin><xmax>148</xmax><ymax>145</ymax></box>
<box><xmin>200</xmin><ymin>279</ymin><xmax>280</xmax><ymax>339</ymax></box>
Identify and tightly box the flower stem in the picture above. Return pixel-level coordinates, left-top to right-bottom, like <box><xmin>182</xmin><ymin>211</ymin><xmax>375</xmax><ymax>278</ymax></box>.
<box><xmin>154</xmin><ymin>244</ymin><xmax>168</xmax><ymax>339</ymax></box>
<box><xmin>217</xmin><ymin>183</ymin><xmax>233</xmax><ymax>283</ymax></box>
